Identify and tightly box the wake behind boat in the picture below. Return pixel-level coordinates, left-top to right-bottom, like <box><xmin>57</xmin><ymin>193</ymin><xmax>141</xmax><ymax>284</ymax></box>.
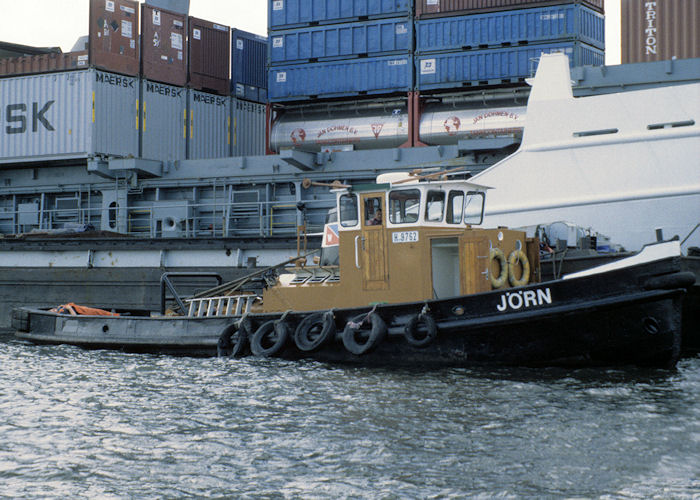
<box><xmin>12</xmin><ymin>172</ymin><xmax>694</xmax><ymax>368</ymax></box>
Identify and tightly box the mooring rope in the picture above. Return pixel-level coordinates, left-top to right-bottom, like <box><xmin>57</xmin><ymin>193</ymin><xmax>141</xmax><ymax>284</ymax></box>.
<box><xmin>346</xmin><ymin>304</ymin><xmax>378</xmax><ymax>330</ymax></box>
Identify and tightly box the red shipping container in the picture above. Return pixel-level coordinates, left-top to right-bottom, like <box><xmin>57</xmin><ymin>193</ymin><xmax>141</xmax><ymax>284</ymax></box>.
<box><xmin>89</xmin><ymin>0</ymin><xmax>140</xmax><ymax>76</ymax></box>
<box><xmin>621</xmin><ymin>0</ymin><xmax>700</xmax><ymax>63</ymax></box>
<box><xmin>141</xmin><ymin>4</ymin><xmax>188</xmax><ymax>86</ymax></box>
<box><xmin>0</xmin><ymin>52</ymin><xmax>89</xmax><ymax>77</ymax></box>
<box><xmin>415</xmin><ymin>0</ymin><xmax>604</xmax><ymax>18</ymax></box>
<box><xmin>188</xmin><ymin>16</ymin><xmax>230</xmax><ymax>96</ymax></box>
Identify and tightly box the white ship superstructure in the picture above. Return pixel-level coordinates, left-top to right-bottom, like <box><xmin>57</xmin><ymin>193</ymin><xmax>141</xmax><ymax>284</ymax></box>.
<box><xmin>473</xmin><ymin>53</ymin><xmax>700</xmax><ymax>252</ymax></box>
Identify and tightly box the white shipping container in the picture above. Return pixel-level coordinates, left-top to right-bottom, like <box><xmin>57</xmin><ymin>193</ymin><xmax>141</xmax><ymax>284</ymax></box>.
<box><xmin>231</xmin><ymin>97</ymin><xmax>265</xmax><ymax>157</ymax></box>
<box><xmin>141</xmin><ymin>80</ymin><xmax>187</xmax><ymax>162</ymax></box>
<box><xmin>187</xmin><ymin>89</ymin><xmax>230</xmax><ymax>160</ymax></box>
<box><xmin>0</xmin><ymin>69</ymin><xmax>139</xmax><ymax>163</ymax></box>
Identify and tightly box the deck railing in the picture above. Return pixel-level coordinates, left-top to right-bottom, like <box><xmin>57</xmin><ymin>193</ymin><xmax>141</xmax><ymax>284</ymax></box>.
<box><xmin>0</xmin><ymin>197</ymin><xmax>334</xmax><ymax>239</ymax></box>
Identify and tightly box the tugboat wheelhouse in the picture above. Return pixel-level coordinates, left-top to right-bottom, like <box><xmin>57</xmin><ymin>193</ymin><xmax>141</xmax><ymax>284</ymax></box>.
<box><xmin>261</xmin><ymin>172</ymin><xmax>539</xmax><ymax>313</ymax></box>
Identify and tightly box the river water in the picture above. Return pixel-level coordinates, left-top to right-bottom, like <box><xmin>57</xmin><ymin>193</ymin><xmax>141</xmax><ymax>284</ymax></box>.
<box><xmin>1</xmin><ymin>336</ymin><xmax>699</xmax><ymax>499</ymax></box>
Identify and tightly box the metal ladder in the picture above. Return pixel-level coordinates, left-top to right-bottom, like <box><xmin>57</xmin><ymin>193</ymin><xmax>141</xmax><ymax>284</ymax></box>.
<box><xmin>185</xmin><ymin>295</ymin><xmax>260</xmax><ymax>317</ymax></box>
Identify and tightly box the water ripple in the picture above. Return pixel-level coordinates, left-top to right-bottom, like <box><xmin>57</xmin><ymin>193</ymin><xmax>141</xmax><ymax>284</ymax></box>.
<box><xmin>1</xmin><ymin>340</ymin><xmax>699</xmax><ymax>498</ymax></box>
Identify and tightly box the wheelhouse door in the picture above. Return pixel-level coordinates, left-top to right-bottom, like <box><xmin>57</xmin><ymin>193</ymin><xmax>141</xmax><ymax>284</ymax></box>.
<box><xmin>460</xmin><ymin>235</ymin><xmax>491</xmax><ymax>295</ymax></box>
<box><xmin>459</xmin><ymin>191</ymin><xmax>490</xmax><ymax>295</ymax></box>
<box><xmin>359</xmin><ymin>193</ymin><xmax>388</xmax><ymax>291</ymax></box>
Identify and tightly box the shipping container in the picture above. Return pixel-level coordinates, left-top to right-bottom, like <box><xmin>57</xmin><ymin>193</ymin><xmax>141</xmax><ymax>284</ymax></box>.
<box><xmin>0</xmin><ymin>41</ymin><xmax>62</xmax><ymax>59</ymax></box>
<box><xmin>231</xmin><ymin>29</ymin><xmax>268</xmax><ymax>103</ymax></box>
<box><xmin>269</xmin><ymin>17</ymin><xmax>412</xmax><ymax>65</ymax></box>
<box><xmin>144</xmin><ymin>0</ymin><xmax>190</xmax><ymax>15</ymax></box>
<box><xmin>0</xmin><ymin>69</ymin><xmax>139</xmax><ymax>163</ymax></box>
<box><xmin>621</xmin><ymin>0</ymin><xmax>700</xmax><ymax>64</ymax></box>
<box><xmin>231</xmin><ymin>98</ymin><xmax>266</xmax><ymax>156</ymax></box>
<box><xmin>0</xmin><ymin>51</ymin><xmax>89</xmax><ymax>77</ymax></box>
<box><xmin>270</xmin><ymin>104</ymin><xmax>410</xmax><ymax>152</ymax></box>
<box><xmin>89</xmin><ymin>0</ymin><xmax>140</xmax><ymax>76</ymax></box>
<box><xmin>188</xmin><ymin>17</ymin><xmax>230</xmax><ymax>96</ymax></box>
<box><xmin>416</xmin><ymin>42</ymin><xmax>604</xmax><ymax>90</ymax></box>
<box><xmin>416</xmin><ymin>4</ymin><xmax>604</xmax><ymax>53</ymax></box>
<box><xmin>141</xmin><ymin>4</ymin><xmax>188</xmax><ymax>86</ymax></box>
<box><xmin>268</xmin><ymin>55</ymin><xmax>413</xmax><ymax>101</ymax></box>
<box><xmin>187</xmin><ymin>89</ymin><xmax>230</xmax><ymax>159</ymax></box>
<box><xmin>416</xmin><ymin>0</ymin><xmax>604</xmax><ymax>18</ymax></box>
<box><xmin>269</xmin><ymin>0</ymin><xmax>413</xmax><ymax>29</ymax></box>
<box><xmin>140</xmin><ymin>80</ymin><xmax>187</xmax><ymax>161</ymax></box>
<box><xmin>234</xmin><ymin>86</ymin><xmax>267</xmax><ymax>105</ymax></box>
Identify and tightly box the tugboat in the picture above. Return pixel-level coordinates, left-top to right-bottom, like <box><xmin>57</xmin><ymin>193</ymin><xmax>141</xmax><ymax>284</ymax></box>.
<box><xmin>12</xmin><ymin>171</ymin><xmax>694</xmax><ymax>368</ymax></box>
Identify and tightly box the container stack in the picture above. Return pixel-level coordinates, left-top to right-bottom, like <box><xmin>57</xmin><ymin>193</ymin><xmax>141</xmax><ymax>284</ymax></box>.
<box><xmin>140</xmin><ymin>3</ymin><xmax>188</xmax><ymax>162</ymax></box>
<box><xmin>230</xmin><ymin>29</ymin><xmax>269</xmax><ymax>158</ymax></box>
<box><xmin>414</xmin><ymin>0</ymin><xmax>606</xmax><ymax>91</ymax></box>
<box><xmin>266</xmin><ymin>0</ymin><xmax>606</xmax><ymax>153</ymax></box>
<box><xmin>267</xmin><ymin>0</ymin><xmax>606</xmax><ymax>100</ymax></box>
<box><xmin>185</xmin><ymin>16</ymin><xmax>232</xmax><ymax>159</ymax></box>
<box><xmin>0</xmin><ymin>2</ymin><xmax>268</xmax><ymax>165</ymax></box>
<box><xmin>232</xmin><ymin>29</ymin><xmax>268</xmax><ymax>103</ymax></box>
<box><xmin>267</xmin><ymin>0</ymin><xmax>414</xmax><ymax>102</ymax></box>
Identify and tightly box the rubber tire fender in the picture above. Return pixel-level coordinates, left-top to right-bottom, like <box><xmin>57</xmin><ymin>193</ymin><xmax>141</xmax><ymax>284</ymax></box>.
<box><xmin>251</xmin><ymin>319</ymin><xmax>290</xmax><ymax>357</ymax></box>
<box><xmin>342</xmin><ymin>312</ymin><xmax>387</xmax><ymax>356</ymax></box>
<box><xmin>404</xmin><ymin>313</ymin><xmax>438</xmax><ymax>348</ymax></box>
<box><xmin>294</xmin><ymin>312</ymin><xmax>336</xmax><ymax>352</ymax></box>
<box><xmin>217</xmin><ymin>324</ymin><xmax>236</xmax><ymax>357</ymax></box>
<box><xmin>217</xmin><ymin>319</ymin><xmax>252</xmax><ymax>358</ymax></box>
<box><xmin>507</xmin><ymin>249</ymin><xmax>531</xmax><ymax>287</ymax></box>
<box><xmin>489</xmin><ymin>248</ymin><xmax>508</xmax><ymax>289</ymax></box>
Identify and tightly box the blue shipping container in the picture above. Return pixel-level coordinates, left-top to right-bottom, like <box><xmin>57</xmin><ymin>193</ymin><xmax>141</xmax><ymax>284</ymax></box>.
<box><xmin>269</xmin><ymin>0</ymin><xmax>412</xmax><ymax>29</ymax></box>
<box><xmin>231</xmin><ymin>29</ymin><xmax>268</xmax><ymax>103</ymax></box>
<box><xmin>232</xmin><ymin>84</ymin><xmax>268</xmax><ymax>104</ymax></box>
<box><xmin>416</xmin><ymin>4</ymin><xmax>605</xmax><ymax>54</ymax></box>
<box><xmin>269</xmin><ymin>55</ymin><xmax>413</xmax><ymax>101</ymax></box>
<box><xmin>270</xmin><ymin>18</ymin><xmax>412</xmax><ymax>65</ymax></box>
<box><xmin>416</xmin><ymin>42</ymin><xmax>604</xmax><ymax>90</ymax></box>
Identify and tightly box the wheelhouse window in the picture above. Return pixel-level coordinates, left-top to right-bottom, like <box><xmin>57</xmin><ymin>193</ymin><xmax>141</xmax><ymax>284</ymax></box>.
<box><xmin>339</xmin><ymin>194</ymin><xmax>358</xmax><ymax>227</ymax></box>
<box><xmin>389</xmin><ymin>189</ymin><xmax>420</xmax><ymax>224</ymax></box>
<box><xmin>464</xmin><ymin>191</ymin><xmax>485</xmax><ymax>225</ymax></box>
<box><xmin>425</xmin><ymin>190</ymin><xmax>445</xmax><ymax>222</ymax></box>
<box><xmin>363</xmin><ymin>197</ymin><xmax>383</xmax><ymax>226</ymax></box>
<box><xmin>446</xmin><ymin>190</ymin><xmax>464</xmax><ymax>224</ymax></box>
<box><xmin>326</xmin><ymin>208</ymin><xmax>338</xmax><ymax>224</ymax></box>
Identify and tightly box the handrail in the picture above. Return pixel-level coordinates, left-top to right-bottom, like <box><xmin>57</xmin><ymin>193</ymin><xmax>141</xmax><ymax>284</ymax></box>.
<box><xmin>4</xmin><ymin>197</ymin><xmax>335</xmax><ymax>239</ymax></box>
<box><xmin>681</xmin><ymin>223</ymin><xmax>700</xmax><ymax>246</ymax></box>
